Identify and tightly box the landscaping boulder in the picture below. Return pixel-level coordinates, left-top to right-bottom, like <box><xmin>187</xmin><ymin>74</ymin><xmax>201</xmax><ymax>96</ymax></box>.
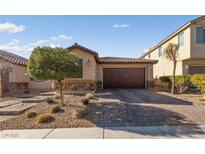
<box><xmin>68</xmin><ymin>107</ymin><xmax>90</xmax><ymax>119</ymax></box>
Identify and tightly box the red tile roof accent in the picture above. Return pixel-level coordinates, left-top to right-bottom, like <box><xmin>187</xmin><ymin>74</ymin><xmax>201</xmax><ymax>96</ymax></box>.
<box><xmin>0</xmin><ymin>50</ymin><xmax>28</xmax><ymax>66</ymax></box>
<box><xmin>99</xmin><ymin>57</ymin><xmax>158</xmax><ymax>64</ymax></box>
<box><xmin>67</xmin><ymin>43</ymin><xmax>158</xmax><ymax>64</ymax></box>
<box><xmin>67</xmin><ymin>43</ymin><xmax>99</xmax><ymax>62</ymax></box>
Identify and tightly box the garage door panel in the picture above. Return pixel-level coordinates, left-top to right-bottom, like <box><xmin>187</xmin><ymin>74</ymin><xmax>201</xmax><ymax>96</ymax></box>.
<box><xmin>189</xmin><ymin>66</ymin><xmax>205</xmax><ymax>74</ymax></box>
<box><xmin>103</xmin><ymin>68</ymin><xmax>145</xmax><ymax>88</ymax></box>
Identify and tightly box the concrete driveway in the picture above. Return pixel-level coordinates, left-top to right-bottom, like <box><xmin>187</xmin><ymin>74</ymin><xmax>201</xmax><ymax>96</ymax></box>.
<box><xmin>93</xmin><ymin>89</ymin><xmax>205</xmax><ymax>128</ymax></box>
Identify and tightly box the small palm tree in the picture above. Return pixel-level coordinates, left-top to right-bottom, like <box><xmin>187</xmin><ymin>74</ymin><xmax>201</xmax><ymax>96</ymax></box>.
<box><xmin>164</xmin><ymin>43</ymin><xmax>179</xmax><ymax>94</ymax></box>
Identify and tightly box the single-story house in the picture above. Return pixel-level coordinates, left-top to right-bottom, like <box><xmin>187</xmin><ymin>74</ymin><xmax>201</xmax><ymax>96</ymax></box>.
<box><xmin>57</xmin><ymin>43</ymin><xmax>158</xmax><ymax>90</ymax></box>
<box><xmin>0</xmin><ymin>43</ymin><xmax>158</xmax><ymax>96</ymax></box>
<box><xmin>0</xmin><ymin>50</ymin><xmax>51</xmax><ymax>96</ymax></box>
<box><xmin>0</xmin><ymin>50</ymin><xmax>29</xmax><ymax>96</ymax></box>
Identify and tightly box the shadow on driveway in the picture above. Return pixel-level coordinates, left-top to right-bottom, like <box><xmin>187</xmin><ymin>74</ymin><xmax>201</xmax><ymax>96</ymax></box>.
<box><xmin>84</xmin><ymin>89</ymin><xmax>205</xmax><ymax>137</ymax></box>
<box><xmin>99</xmin><ymin>89</ymin><xmax>193</xmax><ymax>105</ymax></box>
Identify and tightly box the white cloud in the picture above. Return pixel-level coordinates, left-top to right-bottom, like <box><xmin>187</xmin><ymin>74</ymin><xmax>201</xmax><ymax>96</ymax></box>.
<box><xmin>49</xmin><ymin>43</ymin><xmax>60</xmax><ymax>48</ymax></box>
<box><xmin>0</xmin><ymin>39</ymin><xmax>49</xmax><ymax>56</ymax></box>
<box><xmin>28</xmin><ymin>40</ymin><xmax>49</xmax><ymax>47</ymax></box>
<box><xmin>0</xmin><ymin>39</ymin><xmax>29</xmax><ymax>52</ymax></box>
<box><xmin>0</xmin><ymin>33</ymin><xmax>72</xmax><ymax>57</ymax></box>
<box><xmin>0</xmin><ymin>22</ymin><xmax>25</xmax><ymax>33</ymax></box>
<box><xmin>113</xmin><ymin>24</ymin><xmax>131</xmax><ymax>28</ymax></box>
<box><xmin>51</xmin><ymin>34</ymin><xmax>72</xmax><ymax>41</ymax></box>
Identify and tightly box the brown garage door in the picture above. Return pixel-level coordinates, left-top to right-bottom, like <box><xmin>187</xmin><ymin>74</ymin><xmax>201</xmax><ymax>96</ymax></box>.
<box><xmin>103</xmin><ymin>68</ymin><xmax>145</xmax><ymax>88</ymax></box>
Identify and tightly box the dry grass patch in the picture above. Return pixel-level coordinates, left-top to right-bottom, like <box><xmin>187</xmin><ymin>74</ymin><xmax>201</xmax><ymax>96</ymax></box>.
<box><xmin>36</xmin><ymin>114</ymin><xmax>55</xmax><ymax>124</ymax></box>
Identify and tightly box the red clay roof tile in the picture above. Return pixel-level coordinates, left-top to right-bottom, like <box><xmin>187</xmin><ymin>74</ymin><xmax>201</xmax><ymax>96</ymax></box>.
<box><xmin>0</xmin><ymin>50</ymin><xmax>27</xmax><ymax>66</ymax></box>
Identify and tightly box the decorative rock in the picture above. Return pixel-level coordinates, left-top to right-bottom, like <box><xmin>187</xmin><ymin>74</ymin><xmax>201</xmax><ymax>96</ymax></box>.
<box><xmin>68</xmin><ymin>107</ymin><xmax>90</xmax><ymax>119</ymax></box>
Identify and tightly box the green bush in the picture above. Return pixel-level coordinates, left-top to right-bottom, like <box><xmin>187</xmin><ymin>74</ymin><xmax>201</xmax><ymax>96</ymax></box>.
<box><xmin>191</xmin><ymin>74</ymin><xmax>205</xmax><ymax>94</ymax></box>
<box><xmin>26</xmin><ymin>112</ymin><xmax>37</xmax><ymax>118</ymax></box>
<box><xmin>175</xmin><ymin>75</ymin><xmax>191</xmax><ymax>93</ymax></box>
<box><xmin>159</xmin><ymin>76</ymin><xmax>171</xmax><ymax>83</ymax></box>
<box><xmin>36</xmin><ymin>114</ymin><xmax>54</xmax><ymax>124</ymax></box>
<box><xmin>159</xmin><ymin>76</ymin><xmax>172</xmax><ymax>88</ymax></box>
<box><xmin>159</xmin><ymin>75</ymin><xmax>191</xmax><ymax>93</ymax></box>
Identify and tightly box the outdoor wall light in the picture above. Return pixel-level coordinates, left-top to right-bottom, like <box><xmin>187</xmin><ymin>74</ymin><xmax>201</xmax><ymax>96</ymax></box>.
<box><xmin>87</xmin><ymin>59</ymin><xmax>91</xmax><ymax>67</ymax></box>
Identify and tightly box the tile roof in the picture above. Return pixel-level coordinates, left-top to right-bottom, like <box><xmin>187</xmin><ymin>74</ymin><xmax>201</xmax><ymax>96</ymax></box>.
<box><xmin>0</xmin><ymin>50</ymin><xmax>28</xmax><ymax>66</ymax></box>
<box><xmin>99</xmin><ymin>57</ymin><xmax>158</xmax><ymax>64</ymax></box>
<box><xmin>67</xmin><ymin>43</ymin><xmax>99</xmax><ymax>61</ymax></box>
<box><xmin>68</xmin><ymin>43</ymin><xmax>158</xmax><ymax>64</ymax></box>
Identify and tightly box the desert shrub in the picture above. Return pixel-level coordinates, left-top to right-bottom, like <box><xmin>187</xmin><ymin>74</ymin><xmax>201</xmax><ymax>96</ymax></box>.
<box><xmin>159</xmin><ymin>75</ymin><xmax>192</xmax><ymax>93</ymax></box>
<box><xmin>36</xmin><ymin>114</ymin><xmax>55</xmax><ymax>124</ymax></box>
<box><xmin>159</xmin><ymin>76</ymin><xmax>171</xmax><ymax>83</ymax></box>
<box><xmin>159</xmin><ymin>76</ymin><xmax>172</xmax><ymax>88</ymax></box>
<box><xmin>85</xmin><ymin>93</ymin><xmax>94</xmax><ymax>99</ymax></box>
<box><xmin>81</xmin><ymin>97</ymin><xmax>90</xmax><ymax>105</ymax></box>
<box><xmin>51</xmin><ymin>105</ymin><xmax>63</xmax><ymax>113</ymax></box>
<box><xmin>26</xmin><ymin>112</ymin><xmax>37</xmax><ymax>118</ymax></box>
<box><xmin>68</xmin><ymin>107</ymin><xmax>90</xmax><ymax>119</ymax></box>
<box><xmin>175</xmin><ymin>75</ymin><xmax>191</xmax><ymax>93</ymax></box>
<box><xmin>45</xmin><ymin>97</ymin><xmax>56</xmax><ymax>104</ymax></box>
<box><xmin>191</xmin><ymin>74</ymin><xmax>205</xmax><ymax>94</ymax></box>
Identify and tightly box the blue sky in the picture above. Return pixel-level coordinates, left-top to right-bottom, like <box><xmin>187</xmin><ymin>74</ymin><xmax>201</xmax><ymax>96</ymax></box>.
<box><xmin>0</xmin><ymin>15</ymin><xmax>199</xmax><ymax>58</ymax></box>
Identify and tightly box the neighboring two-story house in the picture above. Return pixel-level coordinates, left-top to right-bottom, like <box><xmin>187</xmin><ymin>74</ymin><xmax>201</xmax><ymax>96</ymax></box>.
<box><xmin>140</xmin><ymin>16</ymin><xmax>205</xmax><ymax>78</ymax></box>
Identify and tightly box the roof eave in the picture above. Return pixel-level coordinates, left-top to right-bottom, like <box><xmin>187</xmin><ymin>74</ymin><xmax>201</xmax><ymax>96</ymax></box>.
<box><xmin>99</xmin><ymin>61</ymin><xmax>158</xmax><ymax>64</ymax></box>
<box><xmin>140</xmin><ymin>16</ymin><xmax>205</xmax><ymax>59</ymax></box>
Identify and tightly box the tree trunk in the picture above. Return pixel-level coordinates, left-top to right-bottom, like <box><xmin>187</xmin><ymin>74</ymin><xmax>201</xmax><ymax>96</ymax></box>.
<box><xmin>58</xmin><ymin>80</ymin><xmax>64</xmax><ymax>106</ymax></box>
<box><xmin>171</xmin><ymin>61</ymin><xmax>177</xmax><ymax>94</ymax></box>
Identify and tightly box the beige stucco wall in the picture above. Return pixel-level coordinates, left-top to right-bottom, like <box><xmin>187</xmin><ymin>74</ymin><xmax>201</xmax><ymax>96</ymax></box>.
<box><xmin>143</xmin><ymin>18</ymin><xmax>205</xmax><ymax>78</ymax></box>
<box><xmin>191</xmin><ymin>24</ymin><xmax>205</xmax><ymax>58</ymax></box>
<box><xmin>9</xmin><ymin>64</ymin><xmax>29</xmax><ymax>83</ymax></box>
<box><xmin>67</xmin><ymin>48</ymin><xmax>97</xmax><ymax>81</ymax></box>
<box><xmin>144</xmin><ymin>26</ymin><xmax>191</xmax><ymax>77</ymax></box>
<box><xmin>28</xmin><ymin>80</ymin><xmax>52</xmax><ymax>90</ymax></box>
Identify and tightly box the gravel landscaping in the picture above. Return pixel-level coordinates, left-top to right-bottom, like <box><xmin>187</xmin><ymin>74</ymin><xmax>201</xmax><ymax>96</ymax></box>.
<box><xmin>0</xmin><ymin>94</ymin><xmax>98</xmax><ymax>130</ymax></box>
<box><xmin>1</xmin><ymin>89</ymin><xmax>205</xmax><ymax>130</ymax></box>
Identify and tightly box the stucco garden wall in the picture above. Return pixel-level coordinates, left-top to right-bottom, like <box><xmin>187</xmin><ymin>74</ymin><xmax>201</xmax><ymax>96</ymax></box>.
<box><xmin>9</xmin><ymin>64</ymin><xmax>29</xmax><ymax>83</ymax></box>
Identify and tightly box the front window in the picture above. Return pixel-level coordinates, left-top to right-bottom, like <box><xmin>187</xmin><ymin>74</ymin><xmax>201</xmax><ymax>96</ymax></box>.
<box><xmin>79</xmin><ymin>59</ymin><xmax>83</xmax><ymax>78</ymax></box>
<box><xmin>178</xmin><ymin>32</ymin><xmax>184</xmax><ymax>47</ymax></box>
<box><xmin>71</xmin><ymin>59</ymin><xmax>83</xmax><ymax>78</ymax></box>
<box><xmin>148</xmin><ymin>54</ymin><xmax>151</xmax><ymax>58</ymax></box>
<box><xmin>158</xmin><ymin>46</ymin><xmax>162</xmax><ymax>57</ymax></box>
<box><xmin>196</xmin><ymin>26</ymin><xmax>205</xmax><ymax>44</ymax></box>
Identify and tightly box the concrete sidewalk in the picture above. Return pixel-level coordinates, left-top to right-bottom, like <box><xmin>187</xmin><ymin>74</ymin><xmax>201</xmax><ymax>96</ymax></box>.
<box><xmin>1</xmin><ymin>126</ymin><xmax>205</xmax><ymax>139</ymax></box>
